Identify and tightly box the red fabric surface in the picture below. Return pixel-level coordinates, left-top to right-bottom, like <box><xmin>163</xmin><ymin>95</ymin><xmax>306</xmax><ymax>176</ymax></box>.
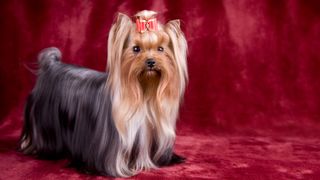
<box><xmin>1</xmin><ymin>0</ymin><xmax>320</xmax><ymax>179</ymax></box>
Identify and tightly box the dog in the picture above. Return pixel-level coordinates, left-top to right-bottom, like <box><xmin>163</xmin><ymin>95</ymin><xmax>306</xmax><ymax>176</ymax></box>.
<box><xmin>19</xmin><ymin>10</ymin><xmax>188</xmax><ymax>177</ymax></box>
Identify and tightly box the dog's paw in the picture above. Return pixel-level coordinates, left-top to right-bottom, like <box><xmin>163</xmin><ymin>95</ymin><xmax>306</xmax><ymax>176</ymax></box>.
<box><xmin>170</xmin><ymin>153</ymin><xmax>186</xmax><ymax>164</ymax></box>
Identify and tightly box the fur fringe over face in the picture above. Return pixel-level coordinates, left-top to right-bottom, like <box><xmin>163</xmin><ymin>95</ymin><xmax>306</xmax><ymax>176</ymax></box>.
<box><xmin>19</xmin><ymin>10</ymin><xmax>188</xmax><ymax>177</ymax></box>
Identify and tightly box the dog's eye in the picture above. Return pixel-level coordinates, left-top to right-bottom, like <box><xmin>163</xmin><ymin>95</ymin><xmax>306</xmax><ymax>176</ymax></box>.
<box><xmin>158</xmin><ymin>46</ymin><xmax>164</xmax><ymax>52</ymax></box>
<box><xmin>133</xmin><ymin>46</ymin><xmax>141</xmax><ymax>53</ymax></box>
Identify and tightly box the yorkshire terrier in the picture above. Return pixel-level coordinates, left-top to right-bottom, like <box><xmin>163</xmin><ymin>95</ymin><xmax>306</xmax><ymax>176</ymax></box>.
<box><xmin>19</xmin><ymin>10</ymin><xmax>188</xmax><ymax>177</ymax></box>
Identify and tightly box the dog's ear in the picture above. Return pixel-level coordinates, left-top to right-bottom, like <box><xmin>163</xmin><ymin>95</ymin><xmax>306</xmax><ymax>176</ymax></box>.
<box><xmin>165</xmin><ymin>20</ymin><xmax>188</xmax><ymax>94</ymax></box>
<box><xmin>116</xmin><ymin>13</ymin><xmax>130</xmax><ymax>23</ymax></box>
<box><xmin>107</xmin><ymin>12</ymin><xmax>132</xmax><ymax>72</ymax></box>
<box><xmin>167</xmin><ymin>19</ymin><xmax>180</xmax><ymax>29</ymax></box>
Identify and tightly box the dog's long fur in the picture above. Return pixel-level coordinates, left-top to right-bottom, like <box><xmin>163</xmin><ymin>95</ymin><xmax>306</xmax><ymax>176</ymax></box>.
<box><xmin>20</xmin><ymin>10</ymin><xmax>187</xmax><ymax>177</ymax></box>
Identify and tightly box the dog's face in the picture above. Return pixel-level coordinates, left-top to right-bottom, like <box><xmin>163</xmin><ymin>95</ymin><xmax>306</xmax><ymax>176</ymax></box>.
<box><xmin>121</xmin><ymin>29</ymin><xmax>177</xmax><ymax>94</ymax></box>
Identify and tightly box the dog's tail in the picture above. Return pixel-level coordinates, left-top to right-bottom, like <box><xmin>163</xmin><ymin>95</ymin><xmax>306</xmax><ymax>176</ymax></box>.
<box><xmin>38</xmin><ymin>47</ymin><xmax>61</xmax><ymax>68</ymax></box>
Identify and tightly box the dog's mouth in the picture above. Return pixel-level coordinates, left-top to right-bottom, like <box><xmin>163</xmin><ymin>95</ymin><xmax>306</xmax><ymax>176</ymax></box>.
<box><xmin>138</xmin><ymin>67</ymin><xmax>161</xmax><ymax>89</ymax></box>
<box><xmin>144</xmin><ymin>67</ymin><xmax>161</xmax><ymax>77</ymax></box>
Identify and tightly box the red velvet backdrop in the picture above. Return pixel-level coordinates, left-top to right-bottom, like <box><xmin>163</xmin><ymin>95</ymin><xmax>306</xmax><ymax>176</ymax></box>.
<box><xmin>1</xmin><ymin>0</ymin><xmax>320</xmax><ymax>179</ymax></box>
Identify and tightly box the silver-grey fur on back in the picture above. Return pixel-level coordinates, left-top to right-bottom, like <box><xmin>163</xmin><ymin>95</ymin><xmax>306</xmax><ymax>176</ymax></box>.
<box><xmin>20</xmin><ymin>47</ymin><xmax>120</xmax><ymax>176</ymax></box>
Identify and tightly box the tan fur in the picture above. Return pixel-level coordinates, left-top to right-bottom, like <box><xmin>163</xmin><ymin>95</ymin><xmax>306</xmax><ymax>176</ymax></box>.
<box><xmin>106</xmin><ymin>10</ymin><xmax>188</xmax><ymax>177</ymax></box>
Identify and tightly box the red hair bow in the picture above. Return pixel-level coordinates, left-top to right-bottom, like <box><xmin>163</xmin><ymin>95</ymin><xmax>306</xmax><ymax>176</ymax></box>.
<box><xmin>136</xmin><ymin>18</ymin><xmax>158</xmax><ymax>33</ymax></box>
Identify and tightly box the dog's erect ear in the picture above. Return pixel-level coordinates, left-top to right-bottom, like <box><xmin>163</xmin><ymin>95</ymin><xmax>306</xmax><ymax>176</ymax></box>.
<box><xmin>116</xmin><ymin>13</ymin><xmax>130</xmax><ymax>23</ymax></box>
<box><xmin>109</xmin><ymin>12</ymin><xmax>132</xmax><ymax>42</ymax></box>
<box><xmin>107</xmin><ymin>12</ymin><xmax>132</xmax><ymax>71</ymax></box>
<box><xmin>165</xmin><ymin>19</ymin><xmax>188</xmax><ymax>95</ymax></box>
<box><xmin>167</xmin><ymin>19</ymin><xmax>180</xmax><ymax>29</ymax></box>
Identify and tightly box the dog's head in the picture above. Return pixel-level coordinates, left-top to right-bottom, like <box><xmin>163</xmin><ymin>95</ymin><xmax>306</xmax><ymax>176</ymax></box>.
<box><xmin>107</xmin><ymin>10</ymin><xmax>187</xmax><ymax>100</ymax></box>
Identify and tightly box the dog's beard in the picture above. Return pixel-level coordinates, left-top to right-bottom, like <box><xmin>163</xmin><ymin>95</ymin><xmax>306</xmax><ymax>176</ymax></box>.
<box><xmin>138</xmin><ymin>68</ymin><xmax>161</xmax><ymax>97</ymax></box>
<box><xmin>109</xmin><ymin>48</ymin><xmax>181</xmax><ymax>173</ymax></box>
<box><xmin>118</xmin><ymin>54</ymin><xmax>174</xmax><ymax>123</ymax></box>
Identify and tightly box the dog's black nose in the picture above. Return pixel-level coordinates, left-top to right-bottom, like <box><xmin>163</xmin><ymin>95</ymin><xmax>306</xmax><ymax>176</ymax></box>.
<box><xmin>146</xmin><ymin>58</ymin><xmax>155</xmax><ymax>68</ymax></box>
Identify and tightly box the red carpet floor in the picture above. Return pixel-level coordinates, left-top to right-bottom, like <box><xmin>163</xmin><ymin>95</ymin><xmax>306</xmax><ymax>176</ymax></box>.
<box><xmin>1</xmin><ymin>106</ymin><xmax>320</xmax><ymax>179</ymax></box>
